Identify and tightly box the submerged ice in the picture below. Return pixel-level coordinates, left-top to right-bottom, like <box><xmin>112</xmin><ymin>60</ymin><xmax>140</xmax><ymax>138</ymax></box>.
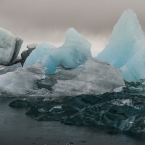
<box><xmin>96</xmin><ymin>9</ymin><xmax>145</xmax><ymax>82</ymax></box>
<box><xmin>9</xmin><ymin>91</ymin><xmax>145</xmax><ymax>134</ymax></box>
<box><xmin>24</xmin><ymin>28</ymin><xmax>92</xmax><ymax>74</ymax></box>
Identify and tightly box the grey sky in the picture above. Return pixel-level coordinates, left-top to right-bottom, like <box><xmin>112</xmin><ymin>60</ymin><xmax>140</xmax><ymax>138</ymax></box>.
<box><xmin>0</xmin><ymin>0</ymin><xmax>145</xmax><ymax>56</ymax></box>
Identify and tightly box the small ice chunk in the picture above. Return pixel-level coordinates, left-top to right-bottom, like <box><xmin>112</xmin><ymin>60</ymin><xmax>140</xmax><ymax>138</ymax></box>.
<box><xmin>113</xmin><ymin>87</ymin><xmax>124</xmax><ymax>92</ymax></box>
<box><xmin>27</xmin><ymin>43</ymin><xmax>38</xmax><ymax>49</ymax></box>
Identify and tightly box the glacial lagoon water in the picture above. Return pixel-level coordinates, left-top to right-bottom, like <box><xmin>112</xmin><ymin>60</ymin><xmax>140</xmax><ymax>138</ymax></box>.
<box><xmin>0</xmin><ymin>96</ymin><xmax>145</xmax><ymax>145</ymax></box>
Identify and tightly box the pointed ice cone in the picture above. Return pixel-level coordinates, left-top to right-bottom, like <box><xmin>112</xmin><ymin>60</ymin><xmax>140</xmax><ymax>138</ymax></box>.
<box><xmin>96</xmin><ymin>9</ymin><xmax>145</xmax><ymax>82</ymax></box>
<box><xmin>96</xmin><ymin>9</ymin><xmax>145</xmax><ymax>68</ymax></box>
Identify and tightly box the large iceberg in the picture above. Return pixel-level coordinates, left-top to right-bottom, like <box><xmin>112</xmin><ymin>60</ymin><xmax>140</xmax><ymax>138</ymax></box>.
<box><xmin>0</xmin><ymin>27</ymin><xmax>23</xmax><ymax>65</ymax></box>
<box><xmin>96</xmin><ymin>9</ymin><xmax>145</xmax><ymax>82</ymax></box>
<box><xmin>47</xmin><ymin>58</ymin><xmax>125</xmax><ymax>97</ymax></box>
<box><xmin>24</xmin><ymin>28</ymin><xmax>92</xmax><ymax>74</ymax></box>
<box><xmin>0</xmin><ymin>58</ymin><xmax>124</xmax><ymax>97</ymax></box>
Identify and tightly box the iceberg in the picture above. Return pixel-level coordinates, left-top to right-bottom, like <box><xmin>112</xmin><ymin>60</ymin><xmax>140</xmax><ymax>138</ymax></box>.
<box><xmin>24</xmin><ymin>28</ymin><xmax>91</xmax><ymax>74</ymax></box>
<box><xmin>96</xmin><ymin>9</ymin><xmax>145</xmax><ymax>82</ymax></box>
<box><xmin>0</xmin><ymin>58</ymin><xmax>125</xmax><ymax>97</ymax></box>
<box><xmin>121</xmin><ymin>40</ymin><xmax>145</xmax><ymax>82</ymax></box>
<box><xmin>24</xmin><ymin>43</ymin><xmax>58</xmax><ymax>74</ymax></box>
<box><xmin>50</xmin><ymin>58</ymin><xmax>125</xmax><ymax>97</ymax></box>
<box><xmin>0</xmin><ymin>63</ymin><xmax>46</xmax><ymax>96</ymax></box>
<box><xmin>97</xmin><ymin>9</ymin><xmax>145</xmax><ymax>68</ymax></box>
<box><xmin>0</xmin><ymin>63</ymin><xmax>22</xmax><ymax>75</ymax></box>
<box><xmin>57</xmin><ymin>28</ymin><xmax>92</xmax><ymax>68</ymax></box>
<box><xmin>0</xmin><ymin>27</ymin><xmax>23</xmax><ymax>65</ymax></box>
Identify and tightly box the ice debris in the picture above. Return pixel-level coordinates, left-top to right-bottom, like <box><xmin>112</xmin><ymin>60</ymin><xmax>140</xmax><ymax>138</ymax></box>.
<box><xmin>27</xmin><ymin>43</ymin><xmax>38</xmax><ymax>49</ymax></box>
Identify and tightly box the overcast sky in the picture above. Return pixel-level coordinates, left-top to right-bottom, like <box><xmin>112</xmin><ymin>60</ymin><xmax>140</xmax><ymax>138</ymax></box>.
<box><xmin>0</xmin><ymin>0</ymin><xmax>145</xmax><ymax>56</ymax></box>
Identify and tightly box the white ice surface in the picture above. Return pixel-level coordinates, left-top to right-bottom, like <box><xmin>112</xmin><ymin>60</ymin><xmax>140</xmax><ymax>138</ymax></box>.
<box><xmin>0</xmin><ymin>63</ymin><xmax>46</xmax><ymax>96</ymax></box>
<box><xmin>27</xmin><ymin>43</ymin><xmax>38</xmax><ymax>49</ymax></box>
<box><xmin>0</xmin><ymin>27</ymin><xmax>23</xmax><ymax>65</ymax></box>
<box><xmin>50</xmin><ymin>58</ymin><xmax>125</xmax><ymax>97</ymax></box>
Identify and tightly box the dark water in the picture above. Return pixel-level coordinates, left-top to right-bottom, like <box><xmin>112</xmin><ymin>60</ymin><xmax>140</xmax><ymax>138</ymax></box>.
<box><xmin>0</xmin><ymin>98</ymin><xmax>145</xmax><ymax>145</ymax></box>
<box><xmin>9</xmin><ymin>92</ymin><xmax>145</xmax><ymax>133</ymax></box>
